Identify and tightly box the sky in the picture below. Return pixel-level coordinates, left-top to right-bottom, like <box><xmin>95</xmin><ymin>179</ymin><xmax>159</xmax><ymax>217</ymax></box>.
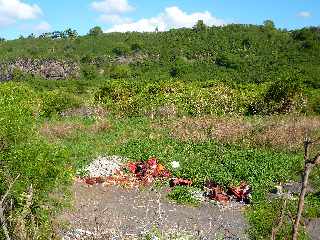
<box><xmin>0</xmin><ymin>0</ymin><xmax>319</xmax><ymax>39</ymax></box>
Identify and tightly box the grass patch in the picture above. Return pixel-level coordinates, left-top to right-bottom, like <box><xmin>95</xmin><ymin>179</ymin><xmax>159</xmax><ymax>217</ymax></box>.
<box><xmin>168</xmin><ymin>186</ymin><xmax>201</xmax><ymax>206</ymax></box>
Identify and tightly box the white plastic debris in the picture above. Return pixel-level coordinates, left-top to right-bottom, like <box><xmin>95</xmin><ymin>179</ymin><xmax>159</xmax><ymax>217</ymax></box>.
<box><xmin>171</xmin><ymin>161</ymin><xmax>180</xmax><ymax>169</ymax></box>
<box><xmin>84</xmin><ymin>155</ymin><xmax>126</xmax><ymax>177</ymax></box>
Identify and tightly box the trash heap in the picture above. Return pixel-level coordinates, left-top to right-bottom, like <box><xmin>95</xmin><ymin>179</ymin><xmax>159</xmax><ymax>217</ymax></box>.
<box><xmin>79</xmin><ymin>156</ymin><xmax>251</xmax><ymax>205</ymax></box>
<box><xmin>80</xmin><ymin>157</ymin><xmax>171</xmax><ymax>188</ymax></box>
<box><xmin>204</xmin><ymin>180</ymin><xmax>251</xmax><ymax>204</ymax></box>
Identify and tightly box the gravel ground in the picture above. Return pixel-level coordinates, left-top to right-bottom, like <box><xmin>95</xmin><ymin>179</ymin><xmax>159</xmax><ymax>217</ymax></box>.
<box><xmin>306</xmin><ymin>218</ymin><xmax>320</xmax><ymax>240</ymax></box>
<box><xmin>59</xmin><ymin>183</ymin><xmax>249</xmax><ymax>240</ymax></box>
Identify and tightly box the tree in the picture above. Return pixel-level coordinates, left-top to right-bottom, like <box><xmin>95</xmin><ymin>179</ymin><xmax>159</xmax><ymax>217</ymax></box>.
<box><xmin>64</xmin><ymin>28</ymin><xmax>78</xmax><ymax>39</ymax></box>
<box><xmin>0</xmin><ymin>37</ymin><xmax>5</xmax><ymax>42</ymax></box>
<box><xmin>193</xmin><ymin>20</ymin><xmax>207</xmax><ymax>32</ymax></box>
<box><xmin>89</xmin><ymin>26</ymin><xmax>103</xmax><ymax>36</ymax></box>
<box><xmin>27</xmin><ymin>33</ymin><xmax>35</xmax><ymax>39</ymax></box>
<box><xmin>263</xmin><ymin>20</ymin><xmax>275</xmax><ymax>29</ymax></box>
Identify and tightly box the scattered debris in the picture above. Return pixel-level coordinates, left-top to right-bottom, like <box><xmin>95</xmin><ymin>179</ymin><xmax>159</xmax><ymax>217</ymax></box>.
<box><xmin>171</xmin><ymin>161</ymin><xmax>180</xmax><ymax>169</ymax></box>
<box><xmin>204</xmin><ymin>180</ymin><xmax>251</xmax><ymax>204</ymax></box>
<box><xmin>83</xmin><ymin>156</ymin><xmax>125</xmax><ymax>178</ymax></box>
<box><xmin>79</xmin><ymin>156</ymin><xmax>251</xmax><ymax>205</ymax></box>
<box><xmin>204</xmin><ymin>180</ymin><xmax>230</xmax><ymax>204</ymax></box>
<box><xmin>79</xmin><ymin>157</ymin><xmax>171</xmax><ymax>188</ymax></box>
<box><xmin>227</xmin><ymin>182</ymin><xmax>251</xmax><ymax>204</ymax></box>
<box><xmin>169</xmin><ymin>178</ymin><xmax>193</xmax><ymax>187</ymax></box>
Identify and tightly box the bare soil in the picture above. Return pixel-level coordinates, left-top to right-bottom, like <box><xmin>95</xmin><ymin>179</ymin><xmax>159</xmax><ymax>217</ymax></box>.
<box><xmin>58</xmin><ymin>182</ymin><xmax>248</xmax><ymax>239</ymax></box>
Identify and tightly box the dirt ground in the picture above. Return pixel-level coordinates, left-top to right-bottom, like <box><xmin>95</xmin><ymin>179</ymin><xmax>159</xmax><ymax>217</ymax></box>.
<box><xmin>58</xmin><ymin>182</ymin><xmax>249</xmax><ymax>239</ymax></box>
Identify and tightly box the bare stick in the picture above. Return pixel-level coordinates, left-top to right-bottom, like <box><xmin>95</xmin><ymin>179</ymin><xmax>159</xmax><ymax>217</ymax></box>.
<box><xmin>271</xmin><ymin>198</ymin><xmax>287</xmax><ymax>240</ymax></box>
<box><xmin>0</xmin><ymin>175</ymin><xmax>20</xmax><ymax>240</ymax></box>
<box><xmin>292</xmin><ymin>139</ymin><xmax>320</xmax><ymax>240</ymax></box>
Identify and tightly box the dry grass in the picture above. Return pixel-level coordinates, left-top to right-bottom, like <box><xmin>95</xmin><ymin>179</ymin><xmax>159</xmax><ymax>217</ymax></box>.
<box><xmin>88</xmin><ymin>121</ymin><xmax>112</xmax><ymax>134</ymax></box>
<box><xmin>146</xmin><ymin>104</ymin><xmax>178</xmax><ymax>119</ymax></box>
<box><xmin>39</xmin><ymin>120</ymin><xmax>112</xmax><ymax>140</ymax></box>
<box><xmin>254</xmin><ymin>116</ymin><xmax>320</xmax><ymax>150</ymax></box>
<box><xmin>166</xmin><ymin>115</ymin><xmax>320</xmax><ymax>151</ymax></box>
<box><xmin>60</xmin><ymin>106</ymin><xmax>107</xmax><ymax>119</ymax></box>
<box><xmin>169</xmin><ymin>116</ymin><xmax>252</xmax><ymax>143</ymax></box>
<box><xmin>40</xmin><ymin>122</ymin><xmax>84</xmax><ymax>139</ymax></box>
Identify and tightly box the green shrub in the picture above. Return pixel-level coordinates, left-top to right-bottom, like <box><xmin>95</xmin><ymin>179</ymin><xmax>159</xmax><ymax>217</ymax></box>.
<box><xmin>169</xmin><ymin>57</ymin><xmax>190</xmax><ymax>78</ymax></box>
<box><xmin>110</xmin><ymin>65</ymin><xmax>131</xmax><ymax>79</ymax></box>
<box><xmin>131</xmin><ymin>42</ymin><xmax>142</xmax><ymax>52</ymax></box>
<box><xmin>41</xmin><ymin>90</ymin><xmax>81</xmax><ymax>117</ymax></box>
<box><xmin>0</xmin><ymin>83</ymin><xmax>74</xmax><ymax>238</ymax></box>
<box><xmin>11</xmin><ymin>68</ymin><xmax>32</xmax><ymax>82</ymax></box>
<box><xmin>168</xmin><ymin>186</ymin><xmax>200</xmax><ymax>206</ymax></box>
<box><xmin>308</xmin><ymin>90</ymin><xmax>320</xmax><ymax>114</ymax></box>
<box><xmin>0</xmin><ymin>83</ymin><xmax>36</xmax><ymax>147</ymax></box>
<box><xmin>88</xmin><ymin>26</ymin><xmax>103</xmax><ymax>36</ymax></box>
<box><xmin>112</xmin><ymin>46</ymin><xmax>130</xmax><ymax>56</ymax></box>
<box><xmin>81</xmin><ymin>64</ymin><xmax>99</xmax><ymax>79</ymax></box>
<box><xmin>247</xmin><ymin>80</ymin><xmax>304</xmax><ymax>115</ymax></box>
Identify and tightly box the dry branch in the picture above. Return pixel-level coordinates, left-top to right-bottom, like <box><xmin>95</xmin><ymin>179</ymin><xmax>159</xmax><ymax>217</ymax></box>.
<box><xmin>271</xmin><ymin>198</ymin><xmax>287</xmax><ymax>240</ymax></box>
<box><xmin>0</xmin><ymin>175</ymin><xmax>20</xmax><ymax>240</ymax></box>
<box><xmin>292</xmin><ymin>139</ymin><xmax>320</xmax><ymax>240</ymax></box>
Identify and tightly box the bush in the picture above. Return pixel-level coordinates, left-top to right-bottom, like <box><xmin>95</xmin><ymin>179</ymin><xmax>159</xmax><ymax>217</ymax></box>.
<box><xmin>41</xmin><ymin>90</ymin><xmax>81</xmax><ymax>117</ymax></box>
<box><xmin>81</xmin><ymin>65</ymin><xmax>99</xmax><ymax>80</ymax></box>
<box><xmin>0</xmin><ymin>83</ymin><xmax>35</xmax><ymax>149</ymax></box>
<box><xmin>110</xmin><ymin>65</ymin><xmax>131</xmax><ymax>79</ymax></box>
<box><xmin>0</xmin><ymin>83</ymin><xmax>74</xmax><ymax>238</ymax></box>
<box><xmin>11</xmin><ymin>68</ymin><xmax>32</xmax><ymax>82</ymax></box>
<box><xmin>247</xmin><ymin>80</ymin><xmax>304</xmax><ymax>115</ymax></box>
<box><xmin>169</xmin><ymin>57</ymin><xmax>190</xmax><ymax>78</ymax></box>
<box><xmin>112</xmin><ymin>46</ymin><xmax>130</xmax><ymax>56</ymax></box>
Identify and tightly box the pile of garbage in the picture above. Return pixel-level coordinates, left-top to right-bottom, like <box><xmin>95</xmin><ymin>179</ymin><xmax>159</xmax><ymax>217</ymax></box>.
<box><xmin>204</xmin><ymin>180</ymin><xmax>251</xmax><ymax>204</ymax></box>
<box><xmin>79</xmin><ymin>156</ymin><xmax>251</xmax><ymax>204</ymax></box>
<box><xmin>79</xmin><ymin>157</ymin><xmax>171</xmax><ymax>188</ymax></box>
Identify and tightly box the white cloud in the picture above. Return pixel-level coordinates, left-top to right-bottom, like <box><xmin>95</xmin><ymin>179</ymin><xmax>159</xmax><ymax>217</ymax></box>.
<box><xmin>99</xmin><ymin>14</ymin><xmax>131</xmax><ymax>24</ymax></box>
<box><xmin>92</xmin><ymin>0</ymin><xmax>133</xmax><ymax>14</ymax></box>
<box><xmin>33</xmin><ymin>21</ymin><xmax>51</xmax><ymax>32</ymax></box>
<box><xmin>298</xmin><ymin>11</ymin><xmax>311</xmax><ymax>18</ymax></box>
<box><xmin>105</xmin><ymin>6</ymin><xmax>225</xmax><ymax>33</ymax></box>
<box><xmin>0</xmin><ymin>0</ymin><xmax>42</xmax><ymax>26</ymax></box>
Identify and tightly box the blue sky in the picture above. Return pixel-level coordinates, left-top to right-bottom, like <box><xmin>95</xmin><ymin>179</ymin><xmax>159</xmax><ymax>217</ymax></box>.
<box><xmin>0</xmin><ymin>0</ymin><xmax>319</xmax><ymax>39</ymax></box>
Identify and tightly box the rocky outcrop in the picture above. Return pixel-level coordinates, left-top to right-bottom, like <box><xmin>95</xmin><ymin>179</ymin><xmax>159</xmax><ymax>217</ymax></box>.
<box><xmin>0</xmin><ymin>58</ymin><xmax>80</xmax><ymax>82</ymax></box>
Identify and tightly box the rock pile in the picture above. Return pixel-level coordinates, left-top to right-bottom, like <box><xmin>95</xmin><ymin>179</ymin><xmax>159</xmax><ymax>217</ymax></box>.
<box><xmin>0</xmin><ymin>58</ymin><xmax>80</xmax><ymax>81</ymax></box>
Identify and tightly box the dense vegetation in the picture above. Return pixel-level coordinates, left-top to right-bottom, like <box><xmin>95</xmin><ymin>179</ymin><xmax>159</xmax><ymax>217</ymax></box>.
<box><xmin>0</xmin><ymin>21</ymin><xmax>320</xmax><ymax>239</ymax></box>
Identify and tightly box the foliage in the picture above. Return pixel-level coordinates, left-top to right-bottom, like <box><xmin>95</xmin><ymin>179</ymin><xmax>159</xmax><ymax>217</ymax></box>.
<box><xmin>110</xmin><ymin>65</ymin><xmax>132</xmax><ymax>79</ymax></box>
<box><xmin>41</xmin><ymin>90</ymin><xmax>81</xmax><ymax>117</ymax></box>
<box><xmin>168</xmin><ymin>186</ymin><xmax>200</xmax><ymax>206</ymax></box>
<box><xmin>81</xmin><ymin>64</ymin><xmax>99</xmax><ymax>80</ymax></box>
<box><xmin>88</xmin><ymin>26</ymin><xmax>103</xmax><ymax>36</ymax></box>
<box><xmin>0</xmin><ymin>83</ymin><xmax>74</xmax><ymax>238</ymax></box>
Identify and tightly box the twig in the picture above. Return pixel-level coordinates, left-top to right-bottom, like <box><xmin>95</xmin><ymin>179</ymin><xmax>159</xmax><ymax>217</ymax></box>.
<box><xmin>271</xmin><ymin>198</ymin><xmax>287</xmax><ymax>240</ymax></box>
<box><xmin>0</xmin><ymin>175</ymin><xmax>20</xmax><ymax>240</ymax></box>
<box><xmin>292</xmin><ymin>139</ymin><xmax>320</xmax><ymax>240</ymax></box>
